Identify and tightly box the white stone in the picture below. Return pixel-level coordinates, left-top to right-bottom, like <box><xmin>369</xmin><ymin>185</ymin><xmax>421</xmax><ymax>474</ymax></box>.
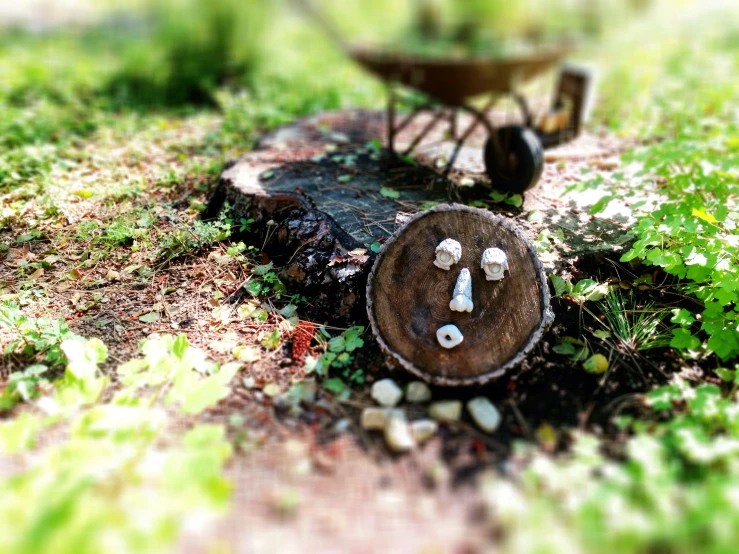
<box><xmin>428</xmin><ymin>400</ymin><xmax>462</xmax><ymax>421</ymax></box>
<box><xmin>410</xmin><ymin>419</ymin><xmax>438</xmax><ymax>444</ymax></box>
<box><xmin>384</xmin><ymin>412</ymin><xmax>415</xmax><ymax>452</ymax></box>
<box><xmin>436</xmin><ymin>324</ymin><xmax>463</xmax><ymax>349</ymax></box>
<box><xmin>481</xmin><ymin>247</ymin><xmax>509</xmax><ymax>281</ymax></box>
<box><xmin>434</xmin><ymin>238</ymin><xmax>461</xmax><ymax>270</ymax></box>
<box><xmin>360</xmin><ymin>407</ymin><xmax>388</xmax><ymax>430</ymax></box>
<box><xmin>449</xmin><ymin>268</ymin><xmax>474</xmax><ymax>312</ymax></box>
<box><xmin>467</xmin><ymin>397</ymin><xmax>501</xmax><ymax>433</ymax></box>
<box><xmin>371</xmin><ymin>378</ymin><xmax>403</xmax><ymax>407</ymax></box>
<box><xmin>406</xmin><ymin>381</ymin><xmax>432</xmax><ymax>403</ymax></box>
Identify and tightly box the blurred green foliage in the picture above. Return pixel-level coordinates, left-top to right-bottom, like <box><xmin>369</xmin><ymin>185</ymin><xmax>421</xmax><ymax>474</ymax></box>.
<box><xmin>106</xmin><ymin>0</ymin><xmax>270</xmax><ymax>106</ymax></box>
<box><xmin>484</xmin><ymin>379</ymin><xmax>739</xmax><ymax>554</ymax></box>
<box><xmin>0</xmin><ymin>335</ymin><xmax>237</xmax><ymax>554</ymax></box>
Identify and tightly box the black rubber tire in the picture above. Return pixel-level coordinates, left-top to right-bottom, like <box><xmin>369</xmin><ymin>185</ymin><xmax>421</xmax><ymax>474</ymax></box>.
<box><xmin>484</xmin><ymin>125</ymin><xmax>544</xmax><ymax>194</ymax></box>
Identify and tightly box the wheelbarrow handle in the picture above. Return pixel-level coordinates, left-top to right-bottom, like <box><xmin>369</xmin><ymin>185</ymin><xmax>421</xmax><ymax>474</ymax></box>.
<box><xmin>290</xmin><ymin>0</ymin><xmax>349</xmax><ymax>50</ymax></box>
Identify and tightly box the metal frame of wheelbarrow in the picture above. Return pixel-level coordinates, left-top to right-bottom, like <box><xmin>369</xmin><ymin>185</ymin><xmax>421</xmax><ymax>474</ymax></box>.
<box><xmin>350</xmin><ymin>48</ymin><xmax>592</xmax><ymax>192</ymax></box>
<box><xmin>384</xmin><ymin>89</ymin><xmax>535</xmax><ymax>178</ymax></box>
<box><xmin>292</xmin><ymin>0</ymin><xmax>591</xmax><ymax>192</ymax></box>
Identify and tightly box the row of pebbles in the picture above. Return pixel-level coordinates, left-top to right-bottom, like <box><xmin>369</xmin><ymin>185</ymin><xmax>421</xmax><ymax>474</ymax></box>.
<box><xmin>363</xmin><ymin>378</ymin><xmax>501</xmax><ymax>453</ymax></box>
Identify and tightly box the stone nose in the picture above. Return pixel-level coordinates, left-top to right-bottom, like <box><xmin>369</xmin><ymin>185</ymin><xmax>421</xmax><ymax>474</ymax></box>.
<box><xmin>449</xmin><ymin>268</ymin><xmax>473</xmax><ymax>313</ymax></box>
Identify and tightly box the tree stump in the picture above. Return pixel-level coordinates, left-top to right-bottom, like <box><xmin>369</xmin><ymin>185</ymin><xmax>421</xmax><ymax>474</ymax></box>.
<box><xmin>367</xmin><ymin>204</ymin><xmax>552</xmax><ymax>386</ymax></box>
<box><xmin>203</xmin><ymin>110</ymin><xmax>457</xmax><ymax>324</ymax></box>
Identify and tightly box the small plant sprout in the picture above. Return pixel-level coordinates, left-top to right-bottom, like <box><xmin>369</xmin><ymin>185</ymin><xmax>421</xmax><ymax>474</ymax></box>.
<box><xmin>596</xmin><ymin>291</ymin><xmax>673</xmax><ymax>353</ymax></box>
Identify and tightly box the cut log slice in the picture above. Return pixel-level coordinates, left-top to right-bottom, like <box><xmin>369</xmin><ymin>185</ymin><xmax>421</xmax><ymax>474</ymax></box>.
<box><xmin>367</xmin><ymin>204</ymin><xmax>552</xmax><ymax>386</ymax></box>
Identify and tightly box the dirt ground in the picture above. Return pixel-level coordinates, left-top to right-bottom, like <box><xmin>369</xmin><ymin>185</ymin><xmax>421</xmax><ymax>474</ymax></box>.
<box><xmin>1</xmin><ymin>108</ymin><xmax>673</xmax><ymax>553</ymax></box>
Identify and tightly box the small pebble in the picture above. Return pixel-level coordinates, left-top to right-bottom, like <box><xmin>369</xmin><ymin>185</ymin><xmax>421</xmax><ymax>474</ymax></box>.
<box><xmin>410</xmin><ymin>419</ymin><xmax>438</xmax><ymax>444</ymax></box>
<box><xmin>360</xmin><ymin>407</ymin><xmax>388</xmax><ymax>430</ymax></box>
<box><xmin>406</xmin><ymin>381</ymin><xmax>432</xmax><ymax>403</ymax></box>
<box><xmin>384</xmin><ymin>412</ymin><xmax>415</xmax><ymax>453</ymax></box>
<box><xmin>466</xmin><ymin>397</ymin><xmax>501</xmax><ymax>433</ymax></box>
<box><xmin>371</xmin><ymin>378</ymin><xmax>403</xmax><ymax>407</ymax></box>
<box><xmin>425</xmin><ymin>461</ymin><xmax>450</xmax><ymax>489</ymax></box>
<box><xmin>428</xmin><ymin>400</ymin><xmax>462</xmax><ymax>421</ymax></box>
<box><xmin>333</xmin><ymin>418</ymin><xmax>351</xmax><ymax>434</ymax></box>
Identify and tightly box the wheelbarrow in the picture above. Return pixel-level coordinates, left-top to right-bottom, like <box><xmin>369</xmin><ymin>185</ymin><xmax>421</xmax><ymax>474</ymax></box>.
<box><xmin>296</xmin><ymin>1</ymin><xmax>592</xmax><ymax>194</ymax></box>
<box><xmin>351</xmin><ymin>47</ymin><xmax>591</xmax><ymax>193</ymax></box>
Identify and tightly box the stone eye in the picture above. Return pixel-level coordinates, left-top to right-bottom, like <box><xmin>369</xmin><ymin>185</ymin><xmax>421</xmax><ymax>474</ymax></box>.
<box><xmin>434</xmin><ymin>238</ymin><xmax>461</xmax><ymax>270</ymax></box>
<box><xmin>481</xmin><ymin>247</ymin><xmax>508</xmax><ymax>281</ymax></box>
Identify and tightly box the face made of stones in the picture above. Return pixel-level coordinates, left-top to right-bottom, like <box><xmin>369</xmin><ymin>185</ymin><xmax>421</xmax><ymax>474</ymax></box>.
<box><xmin>433</xmin><ymin>240</ymin><xmax>509</xmax><ymax>349</ymax></box>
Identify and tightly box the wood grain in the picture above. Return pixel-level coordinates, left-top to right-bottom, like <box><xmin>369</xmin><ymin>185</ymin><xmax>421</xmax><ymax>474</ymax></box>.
<box><xmin>367</xmin><ymin>204</ymin><xmax>552</xmax><ymax>386</ymax></box>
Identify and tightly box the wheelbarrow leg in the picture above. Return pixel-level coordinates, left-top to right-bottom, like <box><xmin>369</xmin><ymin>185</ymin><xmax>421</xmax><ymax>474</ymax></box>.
<box><xmin>512</xmin><ymin>93</ymin><xmax>533</xmax><ymax>128</ymax></box>
<box><xmin>442</xmin><ymin>96</ymin><xmax>497</xmax><ymax>178</ymax></box>
<box><xmin>386</xmin><ymin>86</ymin><xmax>396</xmax><ymax>155</ymax></box>
<box><xmin>402</xmin><ymin>109</ymin><xmax>447</xmax><ymax>157</ymax></box>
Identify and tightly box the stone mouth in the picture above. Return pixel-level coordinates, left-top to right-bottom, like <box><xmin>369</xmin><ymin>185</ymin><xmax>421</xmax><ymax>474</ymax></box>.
<box><xmin>436</xmin><ymin>324</ymin><xmax>464</xmax><ymax>349</ymax></box>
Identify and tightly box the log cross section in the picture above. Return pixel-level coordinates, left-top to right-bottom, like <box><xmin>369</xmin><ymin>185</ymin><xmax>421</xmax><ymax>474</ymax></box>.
<box><xmin>367</xmin><ymin>204</ymin><xmax>552</xmax><ymax>386</ymax></box>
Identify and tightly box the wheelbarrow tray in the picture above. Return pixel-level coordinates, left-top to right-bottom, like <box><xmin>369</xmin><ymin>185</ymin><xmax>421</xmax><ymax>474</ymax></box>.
<box><xmin>349</xmin><ymin>46</ymin><xmax>570</xmax><ymax>105</ymax></box>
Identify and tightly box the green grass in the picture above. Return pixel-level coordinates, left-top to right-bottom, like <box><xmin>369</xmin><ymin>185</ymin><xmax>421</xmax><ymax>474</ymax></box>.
<box><xmin>597</xmin><ymin>292</ymin><xmax>673</xmax><ymax>353</ymax></box>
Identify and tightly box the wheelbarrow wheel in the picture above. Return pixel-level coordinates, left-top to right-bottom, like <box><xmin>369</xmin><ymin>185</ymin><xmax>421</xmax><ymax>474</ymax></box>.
<box><xmin>484</xmin><ymin>125</ymin><xmax>544</xmax><ymax>194</ymax></box>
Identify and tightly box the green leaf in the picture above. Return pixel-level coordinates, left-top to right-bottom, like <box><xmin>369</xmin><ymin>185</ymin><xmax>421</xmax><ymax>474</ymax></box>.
<box><xmin>323</xmin><ymin>377</ymin><xmax>349</xmax><ymax>396</ymax></box>
<box><xmin>252</xmin><ymin>262</ymin><xmax>274</xmax><ymax>276</ymax></box>
<box><xmin>327</xmin><ymin>335</ymin><xmax>346</xmax><ymax>353</ymax></box>
<box><xmin>237</xmin><ymin>302</ymin><xmax>257</xmax><ymax>319</ymax></box>
<box><xmin>370</xmin><ymin>241</ymin><xmax>382</xmax><ymax>254</ymax></box>
<box><xmin>179</xmin><ymin>362</ymin><xmax>240</xmax><ymax>415</ymax></box>
<box><xmin>670</xmin><ymin>308</ymin><xmax>696</xmax><ymax>327</ymax></box>
<box><xmin>380</xmin><ymin>187</ymin><xmax>400</xmax><ymax>199</ymax></box>
<box><xmin>172</xmin><ymin>334</ymin><xmax>189</xmax><ymax>359</ymax></box>
<box><xmin>583</xmin><ymin>354</ymin><xmax>609</xmax><ymax>374</ymax></box>
<box><xmin>505</xmin><ymin>194</ymin><xmax>523</xmax><ymax>207</ymax></box>
<box><xmin>261</xmin><ymin>329</ymin><xmax>281</xmax><ymax>350</ymax></box>
<box><xmin>645</xmin><ymin>384</ymin><xmax>681</xmax><ymax>411</ymax></box>
<box><xmin>589</xmin><ymin>194</ymin><xmax>616</xmax><ymax>215</ymax></box>
<box><xmin>550</xmin><ymin>274</ymin><xmax>571</xmax><ymax>297</ymax></box>
<box><xmin>0</xmin><ymin>412</ymin><xmax>42</xmax><ymax>453</ymax></box>
<box><xmin>138</xmin><ymin>312</ymin><xmax>160</xmax><ymax>323</ymax></box>
<box><xmin>571</xmin><ymin>346</ymin><xmax>590</xmax><ymax>362</ymax></box>
<box><xmin>715</xmin><ymin>367</ymin><xmax>736</xmax><ymax>382</ymax></box>
<box><xmin>16</xmin><ymin>233</ymin><xmax>37</xmax><ymax>243</ymax></box>
<box><xmin>342</xmin><ymin>326</ymin><xmax>364</xmax><ymax>352</ymax></box>
<box><xmin>573</xmin><ymin>279</ymin><xmax>608</xmax><ymax>302</ymax></box>
<box><xmin>670</xmin><ymin>328</ymin><xmax>701</xmax><ymax>350</ymax></box>
<box><xmin>692</xmin><ymin>208</ymin><xmax>717</xmax><ymax>223</ymax></box>
<box><xmin>278</xmin><ymin>304</ymin><xmax>298</xmax><ymax>318</ymax></box>
<box><xmin>246</xmin><ymin>280</ymin><xmax>263</xmax><ymax>296</ymax></box>
<box><xmin>553</xmin><ymin>342</ymin><xmax>576</xmax><ymax>355</ymax></box>
<box><xmin>252</xmin><ymin>308</ymin><xmax>269</xmax><ymax>322</ymax></box>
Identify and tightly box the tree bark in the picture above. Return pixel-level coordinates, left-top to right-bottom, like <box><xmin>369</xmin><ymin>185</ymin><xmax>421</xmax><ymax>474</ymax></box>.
<box><xmin>202</xmin><ymin>128</ymin><xmax>448</xmax><ymax>324</ymax></box>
